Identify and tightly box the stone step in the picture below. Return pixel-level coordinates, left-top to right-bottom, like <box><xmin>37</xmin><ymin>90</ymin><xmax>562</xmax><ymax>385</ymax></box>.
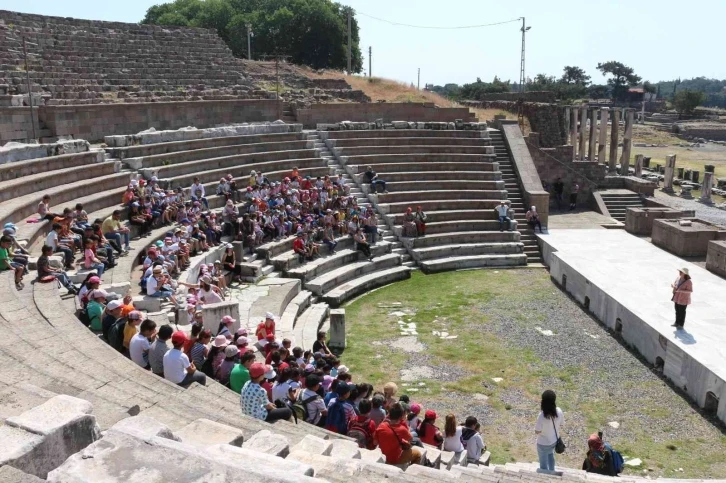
<box><xmin>412</xmin><ymin>231</ymin><xmax>520</xmax><ymax>248</ymax></box>
<box><xmin>362</xmin><ymin>180</ymin><xmax>505</xmax><ymax>195</ymax></box>
<box><xmin>292</xmin><ymin>302</ymin><xmax>330</xmax><ymax>352</ymax></box>
<box><xmin>356</xmin><ymin>170</ymin><xmax>501</xmax><ymax>183</ymax></box>
<box><xmin>379</xmin><ymin>199</ymin><xmax>513</xmax><ymax>215</ymax></box>
<box><xmin>321</xmin><ymin>265</ymin><xmax>412</xmax><ymax>308</ymax></box>
<box><xmin>412</xmin><ymin>242</ymin><xmax>525</xmax><ymax>261</ymax></box>
<box><xmin>308</xmin><ymin>253</ymin><xmax>402</xmax><ymax>297</ymax></box>
<box><xmin>400</xmin><ymin>220</ymin><xmax>519</xmax><ymax>235</ymax></box>
<box><xmin>277</xmin><ymin>290</ymin><xmax>314</xmax><ymax>342</ymax></box>
<box><xmin>285</xmin><ymin>244</ymin><xmax>392</xmax><ymax>282</ymax></box>
<box><xmin>420</xmin><ymin>253</ymin><xmax>527</xmax><ymax>273</ymax></box>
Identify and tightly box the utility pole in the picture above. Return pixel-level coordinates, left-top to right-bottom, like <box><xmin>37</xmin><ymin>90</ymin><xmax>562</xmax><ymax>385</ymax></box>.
<box><xmin>22</xmin><ymin>36</ymin><xmax>37</xmax><ymax>141</ymax></box>
<box><xmin>518</xmin><ymin>17</ymin><xmax>531</xmax><ymax>128</ymax></box>
<box><xmin>417</xmin><ymin>68</ymin><xmax>420</xmax><ymax>90</ymax></box>
<box><xmin>246</xmin><ymin>23</ymin><xmax>252</xmax><ymax>60</ymax></box>
<box><xmin>369</xmin><ymin>46</ymin><xmax>372</xmax><ymax>78</ymax></box>
<box><xmin>347</xmin><ymin>10</ymin><xmax>352</xmax><ymax>74</ymax></box>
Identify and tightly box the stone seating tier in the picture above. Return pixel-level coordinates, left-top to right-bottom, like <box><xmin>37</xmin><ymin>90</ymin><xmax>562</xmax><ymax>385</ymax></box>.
<box><xmin>0</xmin><ymin>169</ymin><xmax>129</xmax><ymax>230</ymax></box>
<box><xmin>375</xmin><ymin>189</ymin><xmax>508</xmax><ymax>204</ymax></box>
<box><xmin>284</xmin><ymin>241</ymin><xmax>392</xmax><ymax>280</ymax></box>
<box><xmin>334</xmin><ymin>145</ymin><xmax>495</xmax><ymax>156</ymax></box>
<box><xmin>322</xmin><ymin>129</ymin><xmax>490</xmax><ymax>140</ymax></box>
<box><xmin>411</xmin><ymin>242</ymin><xmax>525</xmax><ymax>261</ymax></box>
<box><xmin>125</xmin><ymin>139</ymin><xmax>313</xmax><ymax>170</ymax></box>
<box><xmin>0</xmin><ymin>150</ymin><xmax>102</xmax><ymax>181</ymax></box>
<box><xmin>353</xmin><ymin>162</ymin><xmax>497</xmax><ymax>174</ymax></box>
<box><xmin>357</xmin><ymin>170</ymin><xmax>502</xmax><ymax>183</ymax></box>
<box><xmin>363</xmin><ymin>180</ymin><xmax>505</xmax><ymax>195</ymax></box>
<box><xmin>389</xmin><ymin>209</ymin><xmax>507</xmax><ymax>225</ymax></box>
<box><xmin>377</xmin><ymin>199</ymin><xmax>509</xmax><ymax>215</ymax></box>
<box><xmin>343</xmin><ymin>153</ymin><xmax>497</xmax><ymax>167</ymax></box>
<box><xmin>147</xmin><ymin>149</ymin><xmax>320</xmax><ymax>180</ymax></box>
<box><xmin>322</xmin><ymin>265</ymin><xmax>411</xmax><ymax>307</ymax></box>
<box><xmin>328</xmin><ymin>136</ymin><xmax>491</xmax><ymax>147</ymax></box>
<box><xmin>108</xmin><ymin>132</ymin><xmax>304</xmax><ymax>160</ymax></box>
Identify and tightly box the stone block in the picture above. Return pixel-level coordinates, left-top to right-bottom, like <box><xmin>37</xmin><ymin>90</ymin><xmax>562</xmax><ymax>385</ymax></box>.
<box><xmin>0</xmin><ymin>465</ymin><xmax>46</xmax><ymax>483</ymax></box>
<box><xmin>175</xmin><ymin>418</ymin><xmax>245</xmax><ymax>448</ymax></box>
<box><xmin>706</xmin><ymin>240</ymin><xmax>726</xmax><ymax>278</ymax></box>
<box><xmin>131</xmin><ymin>295</ymin><xmax>162</xmax><ymax>312</ymax></box>
<box><xmin>652</xmin><ymin>218</ymin><xmax>726</xmax><ymax>257</ymax></box>
<box><xmin>624</xmin><ymin>207</ymin><xmax>690</xmax><ymax>236</ymax></box>
<box><xmin>360</xmin><ymin>447</ymin><xmax>385</xmax><ymax>463</ymax></box>
<box><xmin>328</xmin><ymin>308</ymin><xmax>346</xmax><ymax>349</ymax></box>
<box><xmin>242</xmin><ymin>429</ymin><xmax>289</xmax><ymax>457</ymax></box>
<box><xmin>328</xmin><ymin>438</ymin><xmax>361</xmax><ymax>459</ymax></box>
<box><xmin>406</xmin><ymin>464</ymin><xmax>460</xmax><ymax>480</ymax></box>
<box><xmin>109</xmin><ymin>415</ymin><xmax>179</xmax><ymax>441</ymax></box>
<box><xmin>1</xmin><ymin>395</ymin><xmax>100</xmax><ymax>479</ymax></box>
<box><xmin>289</xmin><ymin>434</ymin><xmax>333</xmax><ymax>456</ymax></box>
<box><xmin>202</xmin><ymin>300</ymin><xmax>240</xmax><ymax>335</ymax></box>
<box><xmin>287</xmin><ymin>450</ymin><xmax>404</xmax><ymax>480</ymax></box>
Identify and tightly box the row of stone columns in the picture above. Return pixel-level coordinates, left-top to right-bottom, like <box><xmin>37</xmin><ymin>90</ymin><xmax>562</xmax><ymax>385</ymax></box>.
<box><xmin>564</xmin><ymin>106</ymin><xmax>635</xmax><ymax>175</ymax></box>
<box><xmin>652</xmin><ymin>153</ymin><xmax>715</xmax><ymax>204</ymax></box>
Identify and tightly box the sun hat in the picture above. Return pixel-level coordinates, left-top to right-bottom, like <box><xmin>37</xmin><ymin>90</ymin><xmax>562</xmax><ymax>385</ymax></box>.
<box><xmin>249</xmin><ymin>362</ymin><xmax>266</xmax><ymax>379</ymax></box>
<box><xmin>680</xmin><ymin>267</ymin><xmax>690</xmax><ymax>275</ymax></box>
<box><xmin>263</xmin><ymin>365</ymin><xmax>276</xmax><ymax>380</ymax></box>
<box><xmin>221</xmin><ymin>315</ymin><xmax>235</xmax><ymax>325</ymax></box>
<box><xmin>224</xmin><ymin>345</ymin><xmax>239</xmax><ymax>358</ymax></box>
<box><xmin>425</xmin><ymin>409</ymin><xmax>437</xmax><ymax>420</ymax></box>
<box><xmin>105</xmin><ymin>300</ymin><xmax>122</xmax><ymax>311</ymax></box>
<box><xmin>200</xmin><ymin>275</ymin><xmax>212</xmax><ymax>284</ymax></box>
<box><xmin>212</xmin><ymin>335</ymin><xmax>229</xmax><ymax>348</ymax></box>
<box><xmin>89</xmin><ymin>276</ymin><xmax>101</xmax><ymax>284</ymax></box>
<box><xmin>171</xmin><ymin>331</ymin><xmax>187</xmax><ymax>345</ymax></box>
<box><xmin>128</xmin><ymin>311</ymin><xmax>143</xmax><ymax>320</ymax></box>
<box><xmin>226</xmin><ymin>243</ymin><xmax>233</xmax><ymax>249</ymax></box>
<box><xmin>236</xmin><ymin>327</ymin><xmax>248</xmax><ymax>336</ymax></box>
<box><xmin>91</xmin><ymin>289</ymin><xmax>108</xmax><ymax>299</ymax></box>
<box><xmin>304</xmin><ymin>363</ymin><xmax>315</xmax><ymax>373</ymax></box>
<box><xmin>337</xmin><ymin>365</ymin><xmax>349</xmax><ymax>375</ymax></box>
<box><xmin>410</xmin><ymin>403</ymin><xmax>421</xmax><ymax>415</ymax></box>
<box><xmin>236</xmin><ymin>336</ymin><xmax>249</xmax><ymax>346</ymax></box>
<box><xmin>265</xmin><ymin>312</ymin><xmax>276</xmax><ymax>320</ymax></box>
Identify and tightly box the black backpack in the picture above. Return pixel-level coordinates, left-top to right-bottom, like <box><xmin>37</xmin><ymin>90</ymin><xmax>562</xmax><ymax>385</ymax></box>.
<box><xmin>107</xmin><ymin>318</ymin><xmax>128</xmax><ymax>353</ymax></box>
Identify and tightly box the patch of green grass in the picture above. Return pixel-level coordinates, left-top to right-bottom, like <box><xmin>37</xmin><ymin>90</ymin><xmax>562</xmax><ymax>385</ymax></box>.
<box><xmin>340</xmin><ymin>270</ymin><xmax>726</xmax><ymax>478</ymax></box>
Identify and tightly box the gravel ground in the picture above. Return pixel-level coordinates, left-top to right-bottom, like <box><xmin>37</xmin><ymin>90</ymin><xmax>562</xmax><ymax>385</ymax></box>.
<box><xmin>653</xmin><ymin>190</ymin><xmax>726</xmax><ymax>225</ymax></box>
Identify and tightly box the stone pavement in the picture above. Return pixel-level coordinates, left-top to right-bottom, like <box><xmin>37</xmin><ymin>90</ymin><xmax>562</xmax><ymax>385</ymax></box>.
<box><xmin>547</xmin><ymin>209</ymin><xmax>613</xmax><ymax>229</ymax></box>
<box><xmin>653</xmin><ymin>191</ymin><xmax>726</xmax><ymax>226</ymax></box>
<box><xmin>540</xmin><ymin>229</ymin><xmax>726</xmax><ymax>422</ymax></box>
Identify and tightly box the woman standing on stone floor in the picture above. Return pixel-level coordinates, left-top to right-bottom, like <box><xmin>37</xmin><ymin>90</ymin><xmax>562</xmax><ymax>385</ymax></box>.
<box><xmin>671</xmin><ymin>267</ymin><xmax>693</xmax><ymax>329</ymax></box>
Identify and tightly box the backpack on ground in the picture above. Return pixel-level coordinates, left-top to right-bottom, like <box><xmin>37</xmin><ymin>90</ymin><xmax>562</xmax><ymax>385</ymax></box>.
<box><xmin>292</xmin><ymin>394</ymin><xmax>320</xmax><ymax>423</ymax></box>
<box><xmin>347</xmin><ymin>417</ymin><xmax>373</xmax><ymax>449</ymax></box>
<box><xmin>325</xmin><ymin>401</ymin><xmax>348</xmax><ymax>435</ymax></box>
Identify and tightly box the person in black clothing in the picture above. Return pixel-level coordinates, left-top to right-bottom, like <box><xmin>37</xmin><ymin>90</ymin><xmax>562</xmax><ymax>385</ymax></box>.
<box><xmin>312</xmin><ymin>331</ymin><xmax>334</xmax><ymax>358</ymax></box>
<box><xmin>553</xmin><ymin>178</ymin><xmax>564</xmax><ymax>210</ymax></box>
<box><xmin>364</xmin><ymin>166</ymin><xmax>387</xmax><ymax>194</ymax></box>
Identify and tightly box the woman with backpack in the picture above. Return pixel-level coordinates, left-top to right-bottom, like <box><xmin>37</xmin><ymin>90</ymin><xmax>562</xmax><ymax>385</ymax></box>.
<box><xmin>582</xmin><ymin>432</ymin><xmax>620</xmax><ymax>476</ymax></box>
<box><xmin>534</xmin><ymin>389</ymin><xmax>564</xmax><ymax>472</ymax></box>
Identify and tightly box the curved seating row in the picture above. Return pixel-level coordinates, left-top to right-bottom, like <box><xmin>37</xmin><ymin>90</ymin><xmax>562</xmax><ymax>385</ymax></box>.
<box><xmin>325</xmin><ymin>128</ymin><xmax>528</xmax><ymax>273</ymax></box>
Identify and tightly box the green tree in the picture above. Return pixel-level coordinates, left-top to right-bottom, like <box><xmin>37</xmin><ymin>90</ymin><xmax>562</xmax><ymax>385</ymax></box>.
<box><xmin>643</xmin><ymin>81</ymin><xmax>656</xmax><ymax>94</ymax></box>
<box><xmin>596</xmin><ymin>61</ymin><xmax>641</xmax><ymax>100</ymax></box>
<box><xmin>673</xmin><ymin>90</ymin><xmax>706</xmax><ymax>117</ymax></box>
<box><xmin>588</xmin><ymin>84</ymin><xmax>610</xmax><ymax>99</ymax></box>
<box><xmin>142</xmin><ymin>0</ymin><xmax>363</xmax><ymax>72</ymax></box>
<box><xmin>560</xmin><ymin>66</ymin><xmax>590</xmax><ymax>86</ymax></box>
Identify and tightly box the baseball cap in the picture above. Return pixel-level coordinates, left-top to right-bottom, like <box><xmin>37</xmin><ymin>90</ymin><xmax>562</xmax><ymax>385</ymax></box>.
<box><xmin>106</xmin><ymin>300</ymin><xmax>122</xmax><ymax>311</ymax></box>
<box><xmin>221</xmin><ymin>315</ymin><xmax>235</xmax><ymax>324</ymax></box>
<box><xmin>264</xmin><ymin>311</ymin><xmax>275</xmax><ymax>320</ymax></box>
<box><xmin>263</xmin><ymin>365</ymin><xmax>276</xmax><ymax>379</ymax></box>
<box><xmin>425</xmin><ymin>409</ymin><xmax>437</xmax><ymax>420</ymax></box>
<box><xmin>171</xmin><ymin>331</ymin><xmax>187</xmax><ymax>345</ymax></box>
<box><xmin>236</xmin><ymin>327</ymin><xmax>248</xmax><ymax>336</ymax></box>
<box><xmin>249</xmin><ymin>362</ymin><xmax>266</xmax><ymax>379</ymax></box>
<box><xmin>336</xmin><ymin>382</ymin><xmax>351</xmax><ymax>396</ymax></box>
<box><xmin>88</xmin><ymin>276</ymin><xmax>101</xmax><ymax>284</ymax></box>
<box><xmin>410</xmin><ymin>403</ymin><xmax>421</xmax><ymax>415</ymax></box>
<box><xmin>224</xmin><ymin>345</ymin><xmax>239</xmax><ymax>358</ymax></box>
<box><xmin>236</xmin><ymin>336</ymin><xmax>249</xmax><ymax>346</ymax></box>
<box><xmin>304</xmin><ymin>363</ymin><xmax>315</xmax><ymax>373</ymax></box>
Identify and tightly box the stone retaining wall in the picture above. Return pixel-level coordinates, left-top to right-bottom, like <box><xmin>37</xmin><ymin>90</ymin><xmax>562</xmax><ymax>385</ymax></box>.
<box><xmin>41</xmin><ymin>100</ymin><xmax>280</xmax><ymax>142</ymax></box>
<box><xmin>294</xmin><ymin>103</ymin><xmax>475</xmax><ymax>128</ymax></box>
<box><xmin>0</xmin><ymin>107</ymin><xmax>40</xmax><ymax>143</ymax></box>
<box><xmin>465</xmin><ymin>100</ymin><xmax>566</xmax><ymax>147</ymax></box>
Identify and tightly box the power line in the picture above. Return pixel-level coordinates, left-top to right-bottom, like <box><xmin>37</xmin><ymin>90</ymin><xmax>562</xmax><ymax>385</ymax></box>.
<box><xmin>356</xmin><ymin>11</ymin><xmax>522</xmax><ymax>30</ymax></box>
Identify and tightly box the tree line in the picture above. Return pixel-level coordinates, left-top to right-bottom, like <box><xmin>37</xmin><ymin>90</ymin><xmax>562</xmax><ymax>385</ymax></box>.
<box><xmin>141</xmin><ymin>0</ymin><xmax>363</xmax><ymax>72</ymax></box>
<box><xmin>428</xmin><ymin>62</ymin><xmax>723</xmax><ymax>116</ymax></box>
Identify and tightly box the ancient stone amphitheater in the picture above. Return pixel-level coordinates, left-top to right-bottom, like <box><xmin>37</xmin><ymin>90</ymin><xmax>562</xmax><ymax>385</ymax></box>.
<box><xmin>0</xmin><ymin>10</ymin><xmax>720</xmax><ymax>483</ymax></box>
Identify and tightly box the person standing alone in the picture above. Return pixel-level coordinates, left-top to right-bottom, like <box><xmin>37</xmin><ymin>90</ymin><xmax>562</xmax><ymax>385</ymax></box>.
<box><xmin>534</xmin><ymin>389</ymin><xmax>564</xmax><ymax>472</ymax></box>
<box><xmin>671</xmin><ymin>268</ymin><xmax>693</xmax><ymax>329</ymax></box>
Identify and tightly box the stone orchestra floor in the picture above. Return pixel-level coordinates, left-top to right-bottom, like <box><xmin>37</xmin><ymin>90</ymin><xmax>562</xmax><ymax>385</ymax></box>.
<box><xmin>539</xmin><ymin>229</ymin><xmax>726</xmax><ymax>383</ymax></box>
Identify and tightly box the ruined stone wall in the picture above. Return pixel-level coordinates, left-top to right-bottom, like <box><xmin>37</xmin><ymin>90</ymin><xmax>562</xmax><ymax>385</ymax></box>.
<box><xmin>466</xmin><ymin>100</ymin><xmax>566</xmax><ymax>147</ymax></box>
<box><xmin>0</xmin><ymin>107</ymin><xmax>40</xmax><ymax>143</ymax></box>
<box><xmin>294</xmin><ymin>102</ymin><xmax>476</xmax><ymax>128</ymax></box>
<box><xmin>525</xmin><ymin>132</ymin><xmax>606</xmax><ymax>202</ymax></box>
<box><xmin>40</xmin><ymin>99</ymin><xmax>280</xmax><ymax>142</ymax></box>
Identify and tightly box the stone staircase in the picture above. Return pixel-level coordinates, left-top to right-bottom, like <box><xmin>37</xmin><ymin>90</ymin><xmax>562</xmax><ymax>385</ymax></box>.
<box><xmin>598</xmin><ymin>189</ymin><xmax>645</xmax><ymax>223</ymax></box>
<box><xmin>489</xmin><ymin>130</ymin><xmax>542</xmax><ymax>264</ymax></box>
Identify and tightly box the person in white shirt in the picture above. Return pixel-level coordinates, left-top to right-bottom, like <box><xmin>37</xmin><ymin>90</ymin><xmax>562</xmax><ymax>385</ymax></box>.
<box><xmin>534</xmin><ymin>390</ymin><xmax>564</xmax><ymax>472</ymax></box>
<box><xmin>443</xmin><ymin>414</ymin><xmax>465</xmax><ymax>455</ymax></box>
<box><xmin>164</xmin><ymin>331</ymin><xmax>207</xmax><ymax>387</ymax></box>
<box><xmin>129</xmin><ymin>319</ymin><xmax>157</xmax><ymax>368</ymax></box>
<box><xmin>495</xmin><ymin>200</ymin><xmax>512</xmax><ymax>232</ymax></box>
<box><xmin>190</xmin><ymin>177</ymin><xmax>208</xmax><ymax>209</ymax></box>
<box><xmin>461</xmin><ymin>416</ymin><xmax>486</xmax><ymax>465</ymax></box>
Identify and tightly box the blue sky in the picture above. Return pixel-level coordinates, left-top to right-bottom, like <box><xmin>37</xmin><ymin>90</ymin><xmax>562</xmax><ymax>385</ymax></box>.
<box><xmin>4</xmin><ymin>0</ymin><xmax>725</xmax><ymax>87</ymax></box>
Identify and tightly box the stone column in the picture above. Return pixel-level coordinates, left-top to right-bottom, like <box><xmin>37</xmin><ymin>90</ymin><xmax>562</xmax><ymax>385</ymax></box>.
<box><xmin>328</xmin><ymin>309</ymin><xmax>346</xmax><ymax>349</ymax></box>
<box><xmin>620</xmin><ymin>109</ymin><xmax>633</xmax><ymax>176</ymax></box>
<box><xmin>609</xmin><ymin>108</ymin><xmax>620</xmax><ymax>173</ymax></box>
<box><xmin>700</xmin><ymin>171</ymin><xmax>714</xmax><ymax>204</ymax></box>
<box><xmin>579</xmin><ymin>107</ymin><xmax>588</xmax><ymax>161</ymax></box>
<box><xmin>570</xmin><ymin>107</ymin><xmax>579</xmax><ymax>161</ymax></box>
<box><xmin>564</xmin><ymin>106</ymin><xmax>571</xmax><ymax>144</ymax></box>
<box><xmin>588</xmin><ymin>108</ymin><xmax>597</xmax><ymax>161</ymax></box>
<box><xmin>597</xmin><ymin>108</ymin><xmax>609</xmax><ymax>163</ymax></box>
<box><xmin>662</xmin><ymin>154</ymin><xmax>676</xmax><ymax>193</ymax></box>
<box><xmin>634</xmin><ymin>154</ymin><xmax>644</xmax><ymax>178</ymax></box>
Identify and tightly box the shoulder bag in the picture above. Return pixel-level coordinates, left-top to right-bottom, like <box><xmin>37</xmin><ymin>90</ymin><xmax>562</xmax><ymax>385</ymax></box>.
<box><xmin>552</xmin><ymin>417</ymin><xmax>566</xmax><ymax>454</ymax></box>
